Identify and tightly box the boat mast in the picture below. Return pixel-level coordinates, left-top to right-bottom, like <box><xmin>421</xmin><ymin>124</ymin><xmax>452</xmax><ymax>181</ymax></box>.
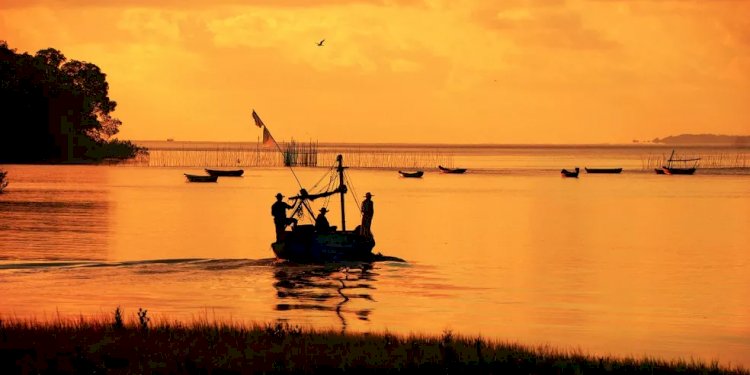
<box><xmin>336</xmin><ymin>154</ymin><xmax>347</xmax><ymax>231</ymax></box>
<box><xmin>667</xmin><ymin>149</ymin><xmax>675</xmax><ymax>169</ymax></box>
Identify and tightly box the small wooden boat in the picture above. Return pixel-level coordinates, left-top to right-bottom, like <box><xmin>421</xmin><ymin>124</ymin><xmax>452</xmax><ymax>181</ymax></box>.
<box><xmin>438</xmin><ymin>165</ymin><xmax>467</xmax><ymax>174</ymax></box>
<box><xmin>184</xmin><ymin>174</ymin><xmax>218</xmax><ymax>183</ymax></box>
<box><xmin>561</xmin><ymin>168</ymin><xmax>580</xmax><ymax>178</ymax></box>
<box><xmin>205</xmin><ymin>169</ymin><xmax>244</xmax><ymax>177</ymax></box>
<box><xmin>398</xmin><ymin>170</ymin><xmax>424</xmax><ymax>178</ymax></box>
<box><xmin>585</xmin><ymin>167</ymin><xmax>622</xmax><ymax>174</ymax></box>
<box><xmin>655</xmin><ymin>150</ymin><xmax>699</xmax><ymax>175</ymax></box>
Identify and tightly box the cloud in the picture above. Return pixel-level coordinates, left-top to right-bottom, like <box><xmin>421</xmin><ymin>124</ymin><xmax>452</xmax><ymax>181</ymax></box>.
<box><xmin>473</xmin><ymin>4</ymin><xmax>618</xmax><ymax>51</ymax></box>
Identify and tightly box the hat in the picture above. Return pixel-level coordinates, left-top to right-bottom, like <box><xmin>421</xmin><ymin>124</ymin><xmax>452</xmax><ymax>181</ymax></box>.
<box><xmin>319</xmin><ymin>207</ymin><xmax>329</xmax><ymax>213</ymax></box>
<box><xmin>275</xmin><ymin>193</ymin><xmax>284</xmax><ymax>198</ymax></box>
<box><xmin>364</xmin><ymin>192</ymin><xmax>373</xmax><ymax>197</ymax></box>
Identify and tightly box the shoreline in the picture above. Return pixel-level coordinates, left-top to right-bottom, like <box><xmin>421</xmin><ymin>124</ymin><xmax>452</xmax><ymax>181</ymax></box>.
<box><xmin>1</xmin><ymin>314</ymin><xmax>747</xmax><ymax>374</ymax></box>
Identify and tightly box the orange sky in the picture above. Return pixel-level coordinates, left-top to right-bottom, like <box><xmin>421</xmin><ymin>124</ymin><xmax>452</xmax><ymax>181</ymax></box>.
<box><xmin>1</xmin><ymin>0</ymin><xmax>749</xmax><ymax>144</ymax></box>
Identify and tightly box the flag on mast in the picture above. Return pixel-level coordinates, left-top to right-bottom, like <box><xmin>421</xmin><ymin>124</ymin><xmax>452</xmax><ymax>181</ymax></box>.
<box><xmin>252</xmin><ymin>109</ymin><xmax>265</xmax><ymax>128</ymax></box>
<box><xmin>262</xmin><ymin>126</ymin><xmax>278</xmax><ymax>148</ymax></box>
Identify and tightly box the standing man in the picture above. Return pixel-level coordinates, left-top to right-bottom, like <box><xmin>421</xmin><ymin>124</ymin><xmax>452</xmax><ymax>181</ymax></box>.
<box><xmin>360</xmin><ymin>192</ymin><xmax>374</xmax><ymax>238</ymax></box>
<box><xmin>272</xmin><ymin>193</ymin><xmax>296</xmax><ymax>241</ymax></box>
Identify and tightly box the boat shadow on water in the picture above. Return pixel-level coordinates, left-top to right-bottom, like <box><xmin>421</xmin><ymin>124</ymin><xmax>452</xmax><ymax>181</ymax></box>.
<box><xmin>273</xmin><ymin>263</ymin><xmax>379</xmax><ymax>332</ymax></box>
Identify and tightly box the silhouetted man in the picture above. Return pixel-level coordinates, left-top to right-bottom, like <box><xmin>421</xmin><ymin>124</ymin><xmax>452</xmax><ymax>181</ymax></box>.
<box><xmin>272</xmin><ymin>193</ymin><xmax>296</xmax><ymax>241</ymax></box>
<box><xmin>315</xmin><ymin>207</ymin><xmax>331</xmax><ymax>233</ymax></box>
<box><xmin>360</xmin><ymin>192</ymin><xmax>374</xmax><ymax>238</ymax></box>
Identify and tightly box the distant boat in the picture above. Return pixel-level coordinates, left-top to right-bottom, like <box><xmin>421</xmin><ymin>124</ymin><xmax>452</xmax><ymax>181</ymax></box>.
<box><xmin>561</xmin><ymin>167</ymin><xmax>580</xmax><ymax>178</ymax></box>
<box><xmin>184</xmin><ymin>174</ymin><xmax>218</xmax><ymax>183</ymax></box>
<box><xmin>438</xmin><ymin>165</ymin><xmax>467</xmax><ymax>174</ymax></box>
<box><xmin>655</xmin><ymin>150</ymin><xmax>699</xmax><ymax>175</ymax></box>
<box><xmin>585</xmin><ymin>167</ymin><xmax>622</xmax><ymax>174</ymax></box>
<box><xmin>398</xmin><ymin>170</ymin><xmax>424</xmax><ymax>178</ymax></box>
<box><xmin>205</xmin><ymin>169</ymin><xmax>244</xmax><ymax>177</ymax></box>
<box><xmin>166</xmin><ymin>138</ymin><xmax>174</xmax><ymax>142</ymax></box>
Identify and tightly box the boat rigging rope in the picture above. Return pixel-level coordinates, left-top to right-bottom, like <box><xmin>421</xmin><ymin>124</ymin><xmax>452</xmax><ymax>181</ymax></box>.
<box><xmin>344</xmin><ymin>170</ymin><xmax>362</xmax><ymax>216</ymax></box>
<box><xmin>308</xmin><ymin>160</ymin><xmax>338</xmax><ymax>192</ymax></box>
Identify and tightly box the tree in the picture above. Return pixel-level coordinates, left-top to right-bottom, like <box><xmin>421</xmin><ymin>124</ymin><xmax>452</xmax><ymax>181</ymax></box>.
<box><xmin>0</xmin><ymin>41</ymin><xmax>141</xmax><ymax>163</ymax></box>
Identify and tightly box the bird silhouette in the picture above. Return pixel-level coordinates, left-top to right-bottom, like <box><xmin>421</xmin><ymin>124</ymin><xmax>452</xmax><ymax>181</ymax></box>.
<box><xmin>317</xmin><ymin>39</ymin><xmax>325</xmax><ymax>47</ymax></box>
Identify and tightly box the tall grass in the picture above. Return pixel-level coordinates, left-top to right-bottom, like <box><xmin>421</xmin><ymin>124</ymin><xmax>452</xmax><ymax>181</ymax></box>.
<box><xmin>283</xmin><ymin>139</ymin><xmax>318</xmax><ymax>167</ymax></box>
<box><xmin>0</xmin><ymin>312</ymin><xmax>746</xmax><ymax>374</ymax></box>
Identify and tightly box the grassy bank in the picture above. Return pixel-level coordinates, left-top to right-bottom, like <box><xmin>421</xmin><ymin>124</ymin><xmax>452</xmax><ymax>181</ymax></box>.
<box><xmin>0</xmin><ymin>313</ymin><xmax>746</xmax><ymax>374</ymax></box>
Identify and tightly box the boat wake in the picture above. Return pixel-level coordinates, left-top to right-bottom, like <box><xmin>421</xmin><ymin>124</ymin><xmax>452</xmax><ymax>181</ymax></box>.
<box><xmin>0</xmin><ymin>258</ymin><xmax>278</xmax><ymax>271</ymax></box>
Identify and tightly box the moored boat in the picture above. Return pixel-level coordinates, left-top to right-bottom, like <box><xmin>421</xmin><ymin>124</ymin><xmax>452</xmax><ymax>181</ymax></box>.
<box><xmin>561</xmin><ymin>167</ymin><xmax>580</xmax><ymax>178</ymax></box>
<box><xmin>585</xmin><ymin>167</ymin><xmax>622</xmax><ymax>174</ymax></box>
<box><xmin>205</xmin><ymin>169</ymin><xmax>244</xmax><ymax>177</ymax></box>
<box><xmin>184</xmin><ymin>174</ymin><xmax>218</xmax><ymax>182</ymax></box>
<box><xmin>655</xmin><ymin>150</ymin><xmax>699</xmax><ymax>175</ymax></box>
<box><xmin>398</xmin><ymin>170</ymin><xmax>424</xmax><ymax>178</ymax></box>
<box><xmin>438</xmin><ymin>165</ymin><xmax>467</xmax><ymax>174</ymax></box>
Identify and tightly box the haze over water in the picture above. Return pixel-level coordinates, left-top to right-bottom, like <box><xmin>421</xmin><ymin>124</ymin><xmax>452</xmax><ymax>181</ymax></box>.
<box><xmin>1</xmin><ymin>144</ymin><xmax>749</xmax><ymax>367</ymax></box>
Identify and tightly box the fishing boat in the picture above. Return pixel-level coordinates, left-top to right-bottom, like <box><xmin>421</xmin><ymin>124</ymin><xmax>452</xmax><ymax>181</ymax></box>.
<box><xmin>205</xmin><ymin>169</ymin><xmax>244</xmax><ymax>177</ymax></box>
<box><xmin>272</xmin><ymin>155</ymin><xmax>379</xmax><ymax>263</ymax></box>
<box><xmin>398</xmin><ymin>170</ymin><xmax>424</xmax><ymax>178</ymax></box>
<box><xmin>438</xmin><ymin>165</ymin><xmax>467</xmax><ymax>174</ymax></box>
<box><xmin>184</xmin><ymin>174</ymin><xmax>218</xmax><ymax>183</ymax></box>
<box><xmin>655</xmin><ymin>150</ymin><xmax>699</xmax><ymax>175</ymax></box>
<box><xmin>561</xmin><ymin>168</ymin><xmax>579</xmax><ymax>178</ymax></box>
<box><xmin>585</xmin><ymin>167</ymin><xmax>622</xmax><ymax>174</ymax></box>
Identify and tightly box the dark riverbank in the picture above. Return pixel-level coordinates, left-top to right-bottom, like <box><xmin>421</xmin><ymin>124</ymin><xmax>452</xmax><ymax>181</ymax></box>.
<box><xmin>1</xmin><ymin>316</ymin><xmax>746</xmax><ymax>374</ymax></box>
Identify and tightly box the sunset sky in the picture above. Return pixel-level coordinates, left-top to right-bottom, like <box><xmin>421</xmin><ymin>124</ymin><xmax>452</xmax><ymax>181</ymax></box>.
<box><xmin>1</xmin><ymin>0</ymin><xmax>749</xmax><ymax>144</ymax></box>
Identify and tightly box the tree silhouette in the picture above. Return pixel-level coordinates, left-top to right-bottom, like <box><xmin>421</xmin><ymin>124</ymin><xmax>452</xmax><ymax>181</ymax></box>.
<box><xmin>0</xmin><ymin>40</ymin><xmax>142</xmax><ymax>163</ymax></box>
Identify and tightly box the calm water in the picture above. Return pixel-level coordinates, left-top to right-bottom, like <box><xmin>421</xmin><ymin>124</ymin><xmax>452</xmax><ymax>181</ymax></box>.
<box><xmin>1</xmin><ymin>145</ymin><xmax>749</xmax><ymax>366</ymax></box>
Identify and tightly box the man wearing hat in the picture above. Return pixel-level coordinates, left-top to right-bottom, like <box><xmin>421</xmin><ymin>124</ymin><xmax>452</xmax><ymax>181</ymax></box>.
<box><xmin>360</xmin><ymin>192</ymin><xmax>374</xmax><ymax>238</ymax></box>
<box><xmin>315</xmin><ymin>207</ymin><xmax>331</xmax><ymax>233</ymax></box>
<box><xmin>272</xmin><ymin>193</ymin><xmax>297</xmax><ymax>240</ymax></box>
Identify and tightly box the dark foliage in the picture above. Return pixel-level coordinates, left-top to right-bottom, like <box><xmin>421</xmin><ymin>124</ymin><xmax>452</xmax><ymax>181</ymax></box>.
<box><xmin>0</xmin><ymin>40</ymin><xmax>143</xmax><ymax>163</ymax></box>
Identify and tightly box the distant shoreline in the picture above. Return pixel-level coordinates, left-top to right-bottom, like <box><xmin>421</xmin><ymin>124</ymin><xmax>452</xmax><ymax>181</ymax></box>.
<box><xmin>650</xmin><ymin>134</ymin><xmax>750</xmax><ymax>146</ymax></box>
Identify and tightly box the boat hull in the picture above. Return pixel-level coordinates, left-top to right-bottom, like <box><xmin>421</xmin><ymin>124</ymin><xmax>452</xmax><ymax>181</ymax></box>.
<box><xmin>663</xmin><ymin>167</ymin><xmax>696</xmax><ymax>175</ymax></box>
<box><xmin>206</xmin><ymin>169</ymin><xmax>244</xmax><ymax>177</ymax></box>
<box><xmin>272</xmin><ymin>225</ymin><xmax>376</xmax><ymax>263</ymax></box>
<box><xmin>561</xmin><ymin>168</ymin><xmax>579</xmax><ymax>178</ymax></box>
<box><xmin>438</xmin><ymin>166</ymin><xmax>466</xmax><ymax>174</ymax></box>
<box><xmin>585</xmin><ymin>168</ymin><xmax>622</xmax><ymax>174</ymax></box>
<box><xmin>656</xmin><ymin>167</ymin><xmax>696</xmax><ymax>175</ymax></box>
<box><xmin>398</xmin><ymin>171</ymin><xmax>424</xmax><ymax>178</ymax></box>
<box><xmin>184</xmin><ymin>174</ymin><xmax>218</xmax><ymax>182</ymax></box>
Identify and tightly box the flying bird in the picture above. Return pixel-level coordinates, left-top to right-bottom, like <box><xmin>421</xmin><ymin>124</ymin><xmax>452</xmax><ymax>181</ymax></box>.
<box><xmin>317</xmin><ymin>39</ymin><xmax>325</xmax><ymax>47</ymax></box>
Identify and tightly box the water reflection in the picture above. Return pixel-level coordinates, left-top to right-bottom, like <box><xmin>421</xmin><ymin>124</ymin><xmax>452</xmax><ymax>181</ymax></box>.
<box><xmin>273</xmin><ymin>263</ymin><xmax>377</xmax><ymax>332</ymax></box>
<box><xmin>0</xmin><ymin>168</ymin><xmax>111</xmax><ymax>261</ymax></box>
